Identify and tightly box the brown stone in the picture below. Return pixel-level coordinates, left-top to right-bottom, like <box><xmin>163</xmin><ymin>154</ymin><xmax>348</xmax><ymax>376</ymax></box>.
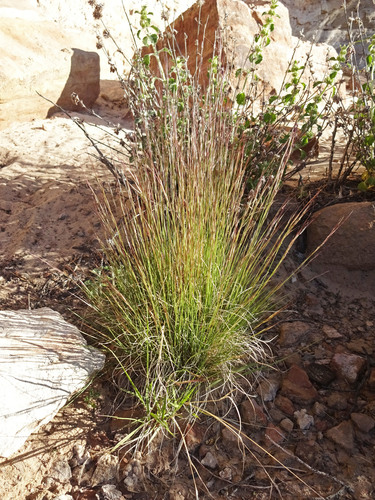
<box><xmin>183</xmin><ymin>421</ymin><xmax>205</xmax><ymax>451</ymax></box>
<box><xmin>350</xmin><ymin>413</ymin><xmax>375</xmax><ymax>433</ymax></box>
<box><xmin>326</xmin><ymin>393</ymin><xmax>348</xmax><ymax>411</ymax></box>
<box><xmin>278</xmin><ymin>321</ymin><xmax>312</xmax><ymax>347</ymax></box>
<box><xmin>326</xmin><ymin>420</ymin><xmax>355</xmax><ymax>451</ymax></box>
<box><xmin>306</xmin><ymin>362</ymin><xmax>336</xmax><ymax>386</ymax></box>
<box><xmin>264</xmin><ymin>423</ymin><xmax>285</xmax><ymax>445</ymax></box>
<box><xmin>281</xmin><ymin>365</ymin><xmax>319</xmax><ymax>403</ymax></box>
<box><xmin>330</xmin><ymin>352</ymin><xmax>366</xmax><ymax>384</ymax></box>
<box><xmin>307</xmin><ymin>202</ymin><xmax>375</xmax><ymax>273</ymax></box>
<box><xmin>315</xmin><ymin>419</ymin><xmax>329</xmax><ymax>432</ymax></box>
<box><xmin>279</xmin><ymin>418</ymin><xmax>294</xmax><ymax>433</ymax></box>
<box><xmin>275</xmin><ymin>395</ymin><xmax>295</xmax><ymax>416</ymax></box>
<box><xmin>240</xmin><ymin>399</ymin><xmax>268</xmax><ymax>427</ymax></box>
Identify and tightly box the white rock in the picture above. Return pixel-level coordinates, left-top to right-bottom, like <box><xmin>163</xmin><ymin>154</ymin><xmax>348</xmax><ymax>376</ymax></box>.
<box><xmin>201</xmin><ymin>451</ymin><xmax>218</xmax><ymax>469</ymax></box>
<box><xmin>294</xmin><ymin>409</ymin><xmax>314</xmax><ymax>430</ymax></box>
<box><xmin>0</xmin><ymin>308</ymin><xmax>105</xmax><ymax>458</ymax></box>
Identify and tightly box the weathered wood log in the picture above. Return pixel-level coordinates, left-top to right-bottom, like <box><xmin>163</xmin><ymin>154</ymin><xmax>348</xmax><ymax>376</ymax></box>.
<box><xmin>0</xmin><ymin>308</ymin><xmax>105</xmax><ymax>458</ymax></box>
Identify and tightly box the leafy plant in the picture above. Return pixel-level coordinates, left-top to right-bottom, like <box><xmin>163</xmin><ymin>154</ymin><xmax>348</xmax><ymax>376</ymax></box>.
<box><xmin>325</xmin><ymin>7</ymin><xmax>375</xmax><ymax>191</ymax></box>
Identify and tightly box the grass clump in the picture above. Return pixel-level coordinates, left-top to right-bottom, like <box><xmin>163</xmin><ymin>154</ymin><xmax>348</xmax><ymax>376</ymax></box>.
<box><xmin>82</xmin><ymin>2</ymin><xmax>317</xmax><ymax>450</ymax></box>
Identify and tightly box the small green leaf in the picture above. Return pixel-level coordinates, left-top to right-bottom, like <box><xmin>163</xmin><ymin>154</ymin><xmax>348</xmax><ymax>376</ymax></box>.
<box><xmin>142</xmin><ymin>54</ymin><xmax>150</xmax><ymax>67</ymax></box>
<box><xmin>263</xmin><ymin>111</ymin><xmax>277</xmax><ymax>123</ymax></box>
<box><xmin>255</xmin><ymin>54</ymin><xmax>263</xmax><ymax>65</ymax></box>
<box><xmin>364</xmin><ymin>134</ymin><xmax>375</xmax><ymax>146</ymax></box>
<box><xmin>149</xmin><ymin>33</ymin><xmax>158</xmax><ymax>45</ymax></box>
<box><xmin>236</xmin><ymin>92</ymin><xmax>246</xmax><ymax>105</ymax></box>
<box><xmin>329</xmin><ymin>71</ymin><xmax>338</xmax><ymax>80</ymax></box>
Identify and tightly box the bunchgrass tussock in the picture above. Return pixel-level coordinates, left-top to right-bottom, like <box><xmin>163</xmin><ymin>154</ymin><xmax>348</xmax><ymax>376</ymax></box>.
<box><xmin>82</xmin><ymin>3</ymin><xmax>316</xmax><ymax>451</ymax></box>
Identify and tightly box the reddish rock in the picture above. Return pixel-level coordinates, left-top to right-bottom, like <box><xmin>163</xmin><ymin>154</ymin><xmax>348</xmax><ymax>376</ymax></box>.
<box><xmin>275</xmin><ymin>395</ymin><xmax>295</xmax><ymax>416</ymax></box>
<box><xmin>240</xmin><ymin>399</ymin><xmax>268</xmax><ymax>427</ymax></box>
<box><xmin>143</xmin><ymin>0</ymin><xmax>337</xmax><ymax>101</ymax></box>
<box><xmin>351</xmin><ymin>413</ymin><xmax>375</xmax><ymax>433</ymax></box>
<box><xmin>183</xmin><ymin>421</ymin><xmax>205</xmax><ymax>451</ymax></box>
<box><xmin>330</xmin><ymin>352</ymin><xmax>366</xmax><ymax>384</ymax></box>
<box><xmin>278</xmin><ymin>321</ymin><xmax>312</xmax><ymax>347</ymax></box>
<box><xmin>281</xmin><ymin>365</ymin><xmax>319</xmax><ymax>403</ymax></box>
<box><xmin>284</xmin><ymin>352</ymin><xmax>302</xmax><ymax>368</ymax></box>
<box><xmin>326</xmin><ymin>420</ymin><xmax>355</xmax><ymax>451</ymax></box>
<box><xmin>264</xmin><ymin>423</ymin><xmax>285</xmax><ymax>445</ymax></box>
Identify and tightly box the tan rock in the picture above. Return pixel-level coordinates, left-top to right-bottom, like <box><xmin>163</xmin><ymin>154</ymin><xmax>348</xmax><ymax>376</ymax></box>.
<box><xmin>281</xmin><ymin>0</ymin><xmax>375</xmax><ymax>50</ymax></box>
<box><xmin>0</xmin><ymin>13</ymin><xmax>100</xmax><ymax>129</ymax></box>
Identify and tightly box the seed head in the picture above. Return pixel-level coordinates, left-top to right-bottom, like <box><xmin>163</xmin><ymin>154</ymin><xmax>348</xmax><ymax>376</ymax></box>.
<box><xmin>93</xmin><ymin>3</ymin><xmax>103</xmax><ymax>20</ymax></box>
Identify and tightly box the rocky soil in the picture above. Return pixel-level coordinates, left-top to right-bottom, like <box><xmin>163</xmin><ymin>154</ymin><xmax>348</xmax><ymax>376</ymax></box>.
<box><xmin>0</xmin><ymin>103</ymin><xmax>374</xmax><ymax>500</ymax></box>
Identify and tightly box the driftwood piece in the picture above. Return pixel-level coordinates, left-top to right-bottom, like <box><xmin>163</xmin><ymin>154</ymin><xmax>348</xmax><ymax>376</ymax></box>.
<box><xmin>0</xmin><ymin>307</ymin><xmax>105</xmax><ymax>458</ymax></box>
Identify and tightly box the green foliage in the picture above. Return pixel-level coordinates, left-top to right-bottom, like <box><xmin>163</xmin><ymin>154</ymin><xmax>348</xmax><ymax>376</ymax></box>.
<box><xmin>353</xmin><ymin>34</ymin><xmax>375</xmax><ymax>190</ymax></box>
<box><xmin>328</xmin><ymin>17</ymin><xmax>375</xmax><ymax>191</ymax></box>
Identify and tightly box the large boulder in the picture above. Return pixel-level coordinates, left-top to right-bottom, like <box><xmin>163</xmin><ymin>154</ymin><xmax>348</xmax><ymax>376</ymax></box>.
<box><xmin>281</xmin><ymin>0</ymin><xmax>375</xmax><ymax>51</ymax></box>
<box><xmin>306</xmin><ymin>202</ymin><xmax>375</xmax><ymax>296</ymax></box>
<box><xmin>144</xmin><ymin>0</ymin><xmax>337</xmax><ymax>97</ymax></box>
<box><xmin>0</xmin><ymin>308</ymin><xmax>105</xmax><ymax>458</ymax></box>
<box><xmin>0</xmin><ymin>6</ymin><xmax>100</xmax><ymax>129</ymax></box>
<box><xmin>0</xmin><ymin>0</ymin><xmax>198</xmax><ymax>129</ymax></box>
<box><xmin>307</xmin><ymin>202</ymin><xmax>375</xmax><ymax>271</ymax></box>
